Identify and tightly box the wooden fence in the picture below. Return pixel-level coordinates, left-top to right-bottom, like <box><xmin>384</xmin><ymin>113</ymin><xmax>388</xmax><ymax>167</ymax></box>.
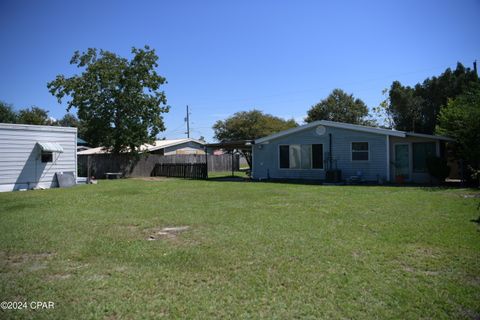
<box><xmin>151</xmin><ymin>163</ymin><xmax>207</xmax><ymax>179</ymax></box>
<box><xmin>77</xmin><ymin>153</ymin><xmax>239</xmax><ymax>178</ymax></box>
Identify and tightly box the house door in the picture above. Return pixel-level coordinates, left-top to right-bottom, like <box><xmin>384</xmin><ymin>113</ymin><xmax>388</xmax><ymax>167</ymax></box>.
<box><xmin>394</xmin><ymin>144</ymin><xmax>410</xmax><ymax>179</ymax></box>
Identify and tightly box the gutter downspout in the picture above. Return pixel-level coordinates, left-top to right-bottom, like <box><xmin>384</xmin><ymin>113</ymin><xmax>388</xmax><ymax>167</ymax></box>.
<box><xmin>329</xmin><ymin>133</ymin><xmax>333</xmax><ymax>169</ymax></box>
<box><xmin>386</xmin><ymin>135</ymin><xmax>390</xmax><ymax>182</ymax></box>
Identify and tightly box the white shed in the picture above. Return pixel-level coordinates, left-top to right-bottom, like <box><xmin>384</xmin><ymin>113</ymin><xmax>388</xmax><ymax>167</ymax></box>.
<box><xmin>0</xmin><ymin>123</ymin><xmax>77</xmax><ymax>192</ymax></box>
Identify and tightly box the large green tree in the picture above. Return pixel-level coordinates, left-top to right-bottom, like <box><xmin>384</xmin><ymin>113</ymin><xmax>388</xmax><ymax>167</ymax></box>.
<box><xmin>305</xmin><ymin>89</ymin><xmax>370</xmax><ymax>125</ymax></box>
<box><xmin>437</xmin><ymin>83</ymin><xmax>480</xmax><ymax>183</ymax></box>
<box><xmin>56</xmin><ymin>113</ymin><xmax>79</xmax><ymax>127</ymax></box>
<box><xmin>55</xmin><ymin>113</ymin><xmax>88</xmax><ymax>141</ymax></box>
<box><xmin>17</xmin><ymin>106</ymin><xmax>50</xmax><ymax>125</ymax></box>
<box><xmin>213</xmin><ymin>110</ymin><xmax>297</xmax><ymax>167</ymax></box>
<box><xmin>0</xmin><ymin>101</ymin><xmax>17</xmax><ymax>123</ymax></box>
<box><xmin>387</xmin><ymin>63</ymin><xmax>478</xmax><ymax>133</ymax></box>
<box><xmin>48</xmin><ymin>46</ymin><xmax>169</xmax><ymax>153</ymax></box>
<box><xmin>213</xmin><ymin>109</ymin><xmax>297</xmax><ymax>141</ymax></box>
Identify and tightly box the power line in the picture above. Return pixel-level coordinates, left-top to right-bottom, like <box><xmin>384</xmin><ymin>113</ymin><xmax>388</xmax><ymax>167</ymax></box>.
<box><xmin>185</xmin><ymin>105</ymin><xmax>190</xmax><ymax>138</ymax></box>
<box><xmin>187</xmin><ymin>62</ymin><xmax>471</xmax><ymax>109</ymax></box>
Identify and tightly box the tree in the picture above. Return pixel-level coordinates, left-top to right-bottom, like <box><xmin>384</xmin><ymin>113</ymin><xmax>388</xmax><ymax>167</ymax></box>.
<box><xmin>17</xmin><ymin>106</ymin><xmax>50</xmax><ymax>125</ymax></box>
<box><xmin>372</xmin><ymin>88</ymin><xmax>395</xmax><ymax>128</ymax></box>
<box><xmin>213</xmin><ymin>109</ymin><xmax>297</xmax><ymax>141</ymax></box>
<box><xmin>55</xmin><ymin>113</ymin><xmax>88</xmax><ymax>141</ymax></box>
<box><xmin>48</xmin><ymin>46</ymin><xmax>169</xmax><ymax>153</ymax></box>
<box><xmin>213</xmin><ymin>110</ymin><xmax>297</xmax><ymax>167</ymax></box>
<box><xmin>437</xmin><ymin>83</ymin><xmax>480</xmax><ymax>184</ymax></box>
<box><xmin>56</xmin><ymin>113</ymin><xmax>79</xmax><ymax>127</ymax></box>
<box><xmin>0</xmin><ymin>101</ymin><xmax>17</xmax><ymax>123</ymax></box>
<box><xmin>387</xmin><ymin>63</ymin><xmax>479</xmax><ymax>133</ymax></box>
<box><xmin>305</xmin><ymin>89</ymin><xmax>370</xmax><ymax>125</ymax></box>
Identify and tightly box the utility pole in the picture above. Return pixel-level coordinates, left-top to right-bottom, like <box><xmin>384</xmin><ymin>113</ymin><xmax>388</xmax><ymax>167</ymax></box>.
<box><xmin>474</xmin><ymin>60</ymin><xmax>478</xmax><ymax>77</ymax></box>
<box><xmin>185</xmin><ymin>105</ymin><xmax>190</xmax><ymax>138</ymax></box>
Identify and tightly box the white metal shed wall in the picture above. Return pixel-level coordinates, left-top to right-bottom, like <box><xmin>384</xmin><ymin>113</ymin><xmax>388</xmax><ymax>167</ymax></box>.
<box><xmin>0</xmin><ymin>123</ymin><xmax>77</xmax><ymax>192</ymax></box>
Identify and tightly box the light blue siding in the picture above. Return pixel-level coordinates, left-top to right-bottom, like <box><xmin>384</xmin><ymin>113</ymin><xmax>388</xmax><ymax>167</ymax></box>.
<box><xmin>252</xmin><ymin>125</ymin><xmax>388</xmax><ymax>181</ymax></box>
<box><xmin>389</xmin><ymin>135</ymin><xmax>441</xmax><ymax>183</ymax></box>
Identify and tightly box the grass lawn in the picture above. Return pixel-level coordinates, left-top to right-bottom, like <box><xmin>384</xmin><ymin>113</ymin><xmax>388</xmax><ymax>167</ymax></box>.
<box><xmin>0</xmin><ymin>178</ymin><xmax>479</xmax><ymax>319</ymax></box>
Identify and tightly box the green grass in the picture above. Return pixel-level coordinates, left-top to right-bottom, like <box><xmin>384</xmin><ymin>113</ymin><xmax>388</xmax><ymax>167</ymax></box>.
<box><xmin>0</xmin><ymin>179</ymin><xmax>479</xmax><ymax>319</ymax></box>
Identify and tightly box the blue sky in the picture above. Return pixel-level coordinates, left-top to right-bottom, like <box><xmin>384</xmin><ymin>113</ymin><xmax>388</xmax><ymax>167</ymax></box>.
<box><xmin>1</xmin><ymin>0</ymin><xmax>479</xmax><ymax>141</ymax></box>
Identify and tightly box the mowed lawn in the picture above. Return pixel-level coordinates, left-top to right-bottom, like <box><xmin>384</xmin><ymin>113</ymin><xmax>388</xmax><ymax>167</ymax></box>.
<box><xmin>0</xmin><ymin>178</ymin><xmax>479</xmax><ymax>319</ymax></box>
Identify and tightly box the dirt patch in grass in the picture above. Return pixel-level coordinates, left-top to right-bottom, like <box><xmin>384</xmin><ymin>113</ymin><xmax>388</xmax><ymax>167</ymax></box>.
<box><xmin>86</xmin><ymin>274</ymin><xmax>108</xmax><ymax>281</ymax></box>
<box><xmin>456</xmin><ymin>307</ymin><xmax>480</xmax><ymax>320</ymax></box>
<box><xmin>396</xmin><ymin>245</ymin><xmax>444</xmax><ymax>277</ymax></box>
<box><xmin>46</xmin><ymin>273</ymin><xmax>72</xmax><ymax>281</ymax></box>
<box><xmin>462</xmin><ymin>194</ymin><xmax>480</xmax><ymax>199</ymax></box>
<box><xmin>130</xmin><ymin>177</ymin><xmax>171</xmax><ymax>182</ymax></box>
<box><xmin>116</xmin><ymin>224</ymin><xmax>198</xmax><ymax>245</ymax></box>
<box><xmin>146</xmin><ymin>226</ymin><xmax>190</xmax><ymax>241</ymax></box>
<box><xmin>464</xmin><ymin>275</ymin><xmax>480</xmax><ymax>287</ymax></box>
<box><xmin>0</xmin><ymin>252</ymin><xmax>55</xmax><ymax>270</ymax></box>
<box><xmin>402</xmin><ymin>265</ymin><xmax>440</xmax><ymax>276</ymax></box>
<box><xmin>412</xmin><ymin>246</ymin><xmax>441</xmax><ymax>258</ymax></box>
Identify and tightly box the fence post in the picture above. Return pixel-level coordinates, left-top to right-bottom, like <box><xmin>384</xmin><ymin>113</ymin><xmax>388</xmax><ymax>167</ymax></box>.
<box><xmin>204</xmin><ymin>147</ymin><xmax>209</xmax><ymax>179</ymax></box>
<box><xmin>87</xmin><ymin>155</ymin><xmax>91</xmax><ymax>183</ymax></box>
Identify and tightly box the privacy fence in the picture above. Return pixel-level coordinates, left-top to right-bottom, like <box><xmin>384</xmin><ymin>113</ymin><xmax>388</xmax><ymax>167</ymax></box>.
<box><xmin>151</xmin><ymin>163</ymin><xmax>208</xmax><ymax>179</ymax></box>
<box><xmin>77</xmin><ymin>154</ymin><xmax>239</xmax><ymax>179</ymax></box>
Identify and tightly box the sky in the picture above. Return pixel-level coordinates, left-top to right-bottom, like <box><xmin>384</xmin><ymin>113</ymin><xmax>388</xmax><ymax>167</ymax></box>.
<box><xmin>0</xmin><ymin>0</ymin><xmax>479</xmax><ymax>142</ymax></box>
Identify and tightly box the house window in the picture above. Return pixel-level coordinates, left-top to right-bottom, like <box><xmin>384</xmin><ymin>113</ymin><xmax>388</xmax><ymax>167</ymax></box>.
<box><xmin>41</xmin><ymin>152</ymin><xmax>53</xmax><ymax>163</ymax></box>
<box><xmin>279</xmin><ymin>144</ymin><xmax>323</xmax><ymax>169</ymax></box>
<box><xmin>279</xmin><ymin>145</ymin><xmax>290</xmax><ymax>168</ymax></box>
<box><xmin>289</xmin><ymin>145</ymin><xmax>301</xmax><ymax>169</ymax></box>
<box><xmin>412</xmin><ymin>142</ymin><xmax>436</xmax><ymax>172</ymax></box>
<box><xmin>352</xmin><ymin>142</ymin><xmax>369</xmax><ymax>161</ymax></box>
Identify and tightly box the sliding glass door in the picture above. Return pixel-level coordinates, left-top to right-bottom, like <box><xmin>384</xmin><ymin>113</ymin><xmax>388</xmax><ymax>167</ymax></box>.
<box><xmin>394</xmin><ymin>144</ymin><xmax>410</xmax><ymax>179</ymax></box>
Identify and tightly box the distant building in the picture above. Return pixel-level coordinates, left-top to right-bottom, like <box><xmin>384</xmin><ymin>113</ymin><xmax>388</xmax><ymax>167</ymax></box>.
<box><xmin>77</xmin><ymin>138</ymin><xmax>205</xmax><ymax>156</ymax></box>
<box><xmin>76</xmin><ymin>137</ymin><xmax>91</xmax><ymax>152</ymax></box>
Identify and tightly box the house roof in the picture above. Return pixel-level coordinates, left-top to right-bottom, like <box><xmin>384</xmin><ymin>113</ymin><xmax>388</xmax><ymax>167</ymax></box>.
<box><xmin>146</xmin><ymin>138</ymin><xmax>205</xmax><ymax>152</ymax></box>
<box><xmin>77</xmin><ymin>146</ymin><xmax>109</xmax><ymax>155</ymax></box>
<box><xmin>77</xmin><ymin>137</ymin><xmax>88</xmax><ymax>145</ymax></box>
<box><xmin>77</xmin><ymin>138</ymin><xmax>205</xmax><ymax>155</ymax></box>
<box><xmin>405</xmin><ymin>132</ymin><xmax>454</xmax><ymax>141</ymax></box>
<box><xmin>254</xmin><ymin>120</ymin><xmax>453</xmax><ymax>144</ymax></box>
<box><xmin>0</xmin><ymin>122</ymin><xmax>77</xmax><ymax>133</ymax></box>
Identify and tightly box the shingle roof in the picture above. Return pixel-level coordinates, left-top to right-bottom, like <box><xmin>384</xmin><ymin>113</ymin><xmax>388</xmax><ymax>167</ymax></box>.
<box><xmin>255</xmin><ymin>120</ymin><xmax>453</xmax><ymax>144</ymax></box>
<box><xmin>77</xmin><ymin>138</ymin><xmax>205</xmax><ymax>155</ymax></box>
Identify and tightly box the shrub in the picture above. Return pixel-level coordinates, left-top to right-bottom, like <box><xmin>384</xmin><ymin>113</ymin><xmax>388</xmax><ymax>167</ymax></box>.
<box><xmin>426</xmin><ymin>156</ymin><xmax>450</xmax><ymax>183</ymax></box>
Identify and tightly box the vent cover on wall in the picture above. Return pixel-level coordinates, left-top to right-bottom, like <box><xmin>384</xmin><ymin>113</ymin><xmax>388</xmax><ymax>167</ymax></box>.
<box><xmin>315</xmin><ymin>125</ymin><xmax>326</xmax><ymax>136</ymax></box>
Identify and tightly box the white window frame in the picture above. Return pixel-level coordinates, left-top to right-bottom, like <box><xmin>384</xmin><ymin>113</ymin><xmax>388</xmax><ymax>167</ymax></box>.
<box><xmin>351</xmin><ymin>142</ymin><xmax>369</xmax><ymax>162</ymax></box>
<box><xmin>278</xmin><ymin>144</ymin><xmax>324</xmax><ymax>170</ymax></box>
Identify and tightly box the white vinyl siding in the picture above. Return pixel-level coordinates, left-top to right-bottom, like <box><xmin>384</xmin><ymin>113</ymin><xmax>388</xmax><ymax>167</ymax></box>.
<box><xmin>0</xmin><ymin>124</ymin><xmax>77</xmax><ymax>192</ymax></box>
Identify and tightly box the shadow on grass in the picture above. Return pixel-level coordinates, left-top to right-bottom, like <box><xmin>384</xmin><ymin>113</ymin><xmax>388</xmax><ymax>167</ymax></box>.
<box><xmin>471</xmin><ymin>216</ymin><xmax>480</xmax><ymax>225</ymax></box>
<box><xmin>205</xmin><ymin>176</ymin><xmax>470</xmax><ymax>190</ymax></box>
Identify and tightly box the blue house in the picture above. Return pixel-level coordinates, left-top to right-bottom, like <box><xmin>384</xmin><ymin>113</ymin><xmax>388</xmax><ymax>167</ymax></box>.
<box><xmin>252</xmin><ymin>120</ymin><xmax>453</xmax><ymax>183</ymax></box>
